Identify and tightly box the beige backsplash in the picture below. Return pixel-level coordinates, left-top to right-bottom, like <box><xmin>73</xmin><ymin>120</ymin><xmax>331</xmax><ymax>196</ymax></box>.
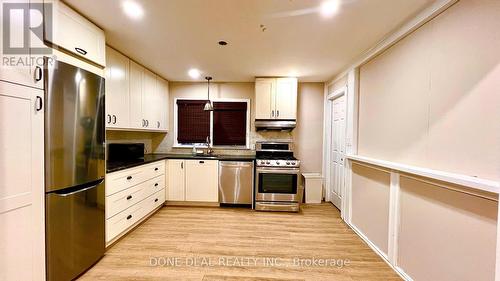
<box><xmin>106</xmin><ymin>129</ymin><xmax>292</xmax><ymax>155</ymax></box>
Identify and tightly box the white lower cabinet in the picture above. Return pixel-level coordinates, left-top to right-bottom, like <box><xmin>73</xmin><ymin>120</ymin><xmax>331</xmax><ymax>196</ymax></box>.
<box><xmin>105</xmin><ymin>161</ymin><xmax>166</xmax><ymax>244</ymax></box>
<box><xmin>0</xmin><ymin>81</ymin><xmax>45</xmax><ymax>280</ymax></box>
<box><xmin>166</xmin><ymin>160</ymin><xmax>186</xmax><ymax>201</ymax></box>
<box><xmin>166</xmin><ymin>159</ymin><xmax>219</xmax><ymax>203</ymax></box>
<box><xmin>185</xmin><ymin>160</ymin><xmax>219</xmax><ymax>202</ymax></box>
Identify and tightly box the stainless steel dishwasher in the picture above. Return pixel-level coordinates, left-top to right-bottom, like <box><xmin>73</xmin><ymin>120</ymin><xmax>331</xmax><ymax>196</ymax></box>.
<box><xmin>218</xmin><ymin>161</ymin><xmax>254</xmax><ymax>205</ymax></box>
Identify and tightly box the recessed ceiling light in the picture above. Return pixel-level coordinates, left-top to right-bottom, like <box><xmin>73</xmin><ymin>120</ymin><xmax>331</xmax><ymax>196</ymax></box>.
<box><xmin>122</xmin><ymin>0</ymin><xmax>144</xmax><ymax>20</ymax></box>
<box><xmin>218</xmin><ymin>40</ymin><xmax>228</xmax><ymax>46</ymax></box>
<box><xmin>320</xmin><ymin>0</ymin><xmax>340</xmax><ymax>18</ymax></box>
<box><xmin>188</xmin><ymin>68</ymin><xmax>201</xmax><ymax>79</ymax></box>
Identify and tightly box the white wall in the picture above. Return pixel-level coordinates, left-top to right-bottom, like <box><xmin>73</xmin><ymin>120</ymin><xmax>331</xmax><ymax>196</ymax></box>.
<box><xmin>294</xmin><ymin>83</ymin><xmax>325</xmax><ymax>173</ymax></box>
<box><xmin>357</xmin><ymin>0</ymin><xmax>500</xmax><ymax>181</ymax></box>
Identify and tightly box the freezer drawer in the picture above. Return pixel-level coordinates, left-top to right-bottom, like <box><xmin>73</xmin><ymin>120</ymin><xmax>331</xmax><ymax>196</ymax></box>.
<box><xmin>45</xmin><ymin>179</ymin><xmax>105</xmax><ymax>281</ymax></box>
<box><xmin>218</xmin><ymin>161</ymin><xmax>254</xmax><ymax>204</ymax></box>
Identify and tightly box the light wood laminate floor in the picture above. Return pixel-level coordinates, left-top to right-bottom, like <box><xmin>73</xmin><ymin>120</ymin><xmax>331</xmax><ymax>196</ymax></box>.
<box><xmin>79</xmin><ymin>204</ymin><xmax>400</xmax><ymax>281</ymax></box>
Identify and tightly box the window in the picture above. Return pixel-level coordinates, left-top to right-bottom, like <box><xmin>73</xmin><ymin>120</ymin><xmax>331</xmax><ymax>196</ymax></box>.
<box><xmin>174</xmin><ymin>99</ymin><xmax>250</xmax><ymax>148</ymax></box>
<box><xmin>213</xmin><ymin>102</ymin><xmax>247</xmax><ymax>146</ymax></box>
<box><xmin>176</xmin><ymin>100</ymin><xmax>210</xmax><ymax>143</ymax></box>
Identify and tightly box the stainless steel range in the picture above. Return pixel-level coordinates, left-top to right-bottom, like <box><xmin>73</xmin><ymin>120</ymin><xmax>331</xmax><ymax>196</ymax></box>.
<box><xmin>255</xmin><ymin>141</ymin><xmax>303</xmax><ymax>212</ymax></box>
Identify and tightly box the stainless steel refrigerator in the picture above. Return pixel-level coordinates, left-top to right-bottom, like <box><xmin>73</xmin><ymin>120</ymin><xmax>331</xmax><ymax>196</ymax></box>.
<box><xmin>44</xmin><ymin>58</ymin><xmax>105</xmax><ymax>281</ymax></box>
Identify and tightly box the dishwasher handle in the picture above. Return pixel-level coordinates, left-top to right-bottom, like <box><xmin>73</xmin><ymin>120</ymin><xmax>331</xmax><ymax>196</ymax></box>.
<box><xmin>220</xmin><ymin>161</ymin><xmax>254</xmax><ymax>168</ymax></box>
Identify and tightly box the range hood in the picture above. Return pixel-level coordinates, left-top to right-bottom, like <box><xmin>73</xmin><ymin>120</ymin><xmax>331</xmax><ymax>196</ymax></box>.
<box><xmin>255</xmin><ymin>119</ymin><xmax>296</xmax><ymax>131</ymax></box>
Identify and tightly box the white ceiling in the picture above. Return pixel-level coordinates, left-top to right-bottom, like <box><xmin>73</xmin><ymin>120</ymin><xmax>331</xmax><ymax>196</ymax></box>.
<box><xmin>65</xmin><ymin>0</ymin><xmax>435</xmax><ymax>82</ymax></box>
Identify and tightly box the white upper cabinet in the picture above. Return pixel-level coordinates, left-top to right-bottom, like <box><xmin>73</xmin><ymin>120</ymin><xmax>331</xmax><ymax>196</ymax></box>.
<box><xmin>255</xmin><ymin>78</ymin><xmax>275</xmax><ymax>119</ymax></box>
<box><xmin>0</xmin><ymin>0</ymin><xmax>43</xmax><ymax>89</ymax></box>
<box><xmin>129</xmin><ymin>60</ymin><xmax>144</xmax><ymax>129</ymax></box>
<box><xmin>142</xmin><ymin>69</ymin><xmax>157</xmax><ymax>129</ymax></box>
<box><xmin>275</xmin><ymin>78</ymin><xmax>298</xmax><ymax>120</ymax></box>
<box><xmin>43</xmin><ymin>0</ymin><xmax>106</xmax><ymax>66</ymax></box>
<box><xmin>255</xmin><ymin>77</ymin><xmax>297</xmax><ymax>120</ymax></box>
<box><xmin>157</xmin><ymin>77</ymin><xmax>169</xmax><ymax>131</ymax></box>
<box><xmin>106</xmin><ymin>51</ymin><xmax>169</xmax><ymax>132</ymax></box>
<box><xmin>105</xmin><ymin>47</ymin><xmax>129</xmax><ymax>128</ymax></box>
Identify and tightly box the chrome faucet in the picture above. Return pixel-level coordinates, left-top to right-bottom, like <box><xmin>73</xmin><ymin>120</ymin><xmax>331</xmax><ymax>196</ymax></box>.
<box><xmin>205</xmin><ymin>136</ymin><xmax>214</xmax><ymax>155</ymax></box>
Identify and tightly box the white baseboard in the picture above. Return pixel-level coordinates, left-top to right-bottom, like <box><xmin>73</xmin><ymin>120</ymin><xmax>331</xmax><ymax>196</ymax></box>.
<box><xmin>348</xmin><ymin>222</ymin><xmax>414</xmax><ymax>281</ymax></box>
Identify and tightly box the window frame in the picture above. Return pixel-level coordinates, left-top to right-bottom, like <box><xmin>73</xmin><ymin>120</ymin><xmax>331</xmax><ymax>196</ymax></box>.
<box><xmin>173</xmin><ymin>98</ymin><xmax>251</xmax><ymax>149</ymax></box>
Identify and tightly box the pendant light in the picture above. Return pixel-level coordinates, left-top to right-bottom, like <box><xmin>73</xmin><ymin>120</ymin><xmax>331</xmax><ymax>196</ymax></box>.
<box><xmin>203</xmin><ymin>76</ymin><xmax>214</xmax><ymax>111</ymax></box>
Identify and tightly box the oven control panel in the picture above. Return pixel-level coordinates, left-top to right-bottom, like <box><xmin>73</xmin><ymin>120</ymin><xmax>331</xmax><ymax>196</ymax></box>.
<box><xmin>256</xmin><ymin>159</ymin><xmax>300</xmax><ymax>168</ymax></box>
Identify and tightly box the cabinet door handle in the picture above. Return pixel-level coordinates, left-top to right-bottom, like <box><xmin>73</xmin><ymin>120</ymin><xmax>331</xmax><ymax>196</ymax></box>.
<box><xmin>271</xmin><ymin>110</ymin><xmax>274</xmax><ymax>117</ymax></box>
<box><xmin>126</xmin><ymin>176</ymin><xmax>132</xmax><ymax>180</ymax></box>
<box><xmin>146</xmin><ymin>120</ymin><xmax>149</xmax><ymax>127</ymax></box>
<box><xmin>154</xmin><ymin>167</ymin><xmax>159</xmax><ymax>171</ymax></box>
<box><xmin>154</xmin><ymin>198</ymin><xmax>159</xmax><ymax>203</ymax></box>
<box><xmin>34</xmin><ymin>66</ymin><xmax>42</xmax><ymax>82</ymax></box>
<box><xmin>277</xmin><ymin>110</ymin><xmax>280</xmax><ymax>117</ymax></box>
<box><xmin>112</xmin><ymin>115</ymin><xmax>117</xmax><ymax>124</ymax></box>
<box><xmin>126</xmin><ymin>195</ymin><xmax>132</xmax><ymax>200</ymax></box>
<box><xmin>154</xmin><ymin>183</ymin><xmax>158</xmax><ymax>187</ymax></box>
<box><xmin>157</xmin><ymin>121</ymin><xmax>160</xmax><ymax>128</ymax></box>
<box><xmin>107</xmin><ymin>114</ymin><xmax>111</xmax><ymax>124</ymax></box>
<box><xmin>126</xmin><ymin>215</ymin><xmax>132</xmax><ymax>220</ymax></box>
<box><xmin>35</xmin><ymin>96</ymin><xmax>43</xmax><ymax>111</ymax></box>
<box><xmin>199</xmin><ymin>161</ymin><xmax>204</xmax><ymax>164</ymax></box>
<box><xmin>181</xmin><ymin>162</ymin><xmax>183</xmax><ymax>169</ymax></box>
<box><xmin>75</xmin><ymin>47</ymin><xmax>87</xmax><ymax>55</ymax></box>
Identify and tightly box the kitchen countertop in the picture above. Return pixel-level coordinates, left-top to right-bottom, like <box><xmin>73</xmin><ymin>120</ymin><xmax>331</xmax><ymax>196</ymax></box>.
<box><xmin>107</xmin><ymin>153</ymin><xmax>255</xmax><ymax>173</ymax></box>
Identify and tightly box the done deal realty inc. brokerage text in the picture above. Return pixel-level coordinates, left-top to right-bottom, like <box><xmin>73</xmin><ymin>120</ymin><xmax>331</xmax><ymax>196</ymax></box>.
<box><xmin>150</xmin><ymin>256</ymin><xmax>351</xmax><ymax>268</ymax></box>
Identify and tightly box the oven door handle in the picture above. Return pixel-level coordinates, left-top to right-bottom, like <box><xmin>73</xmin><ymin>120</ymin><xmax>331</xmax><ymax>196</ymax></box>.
<box><xmin>256</xmin><ymin>168</ymin><xmax>300</xmax><ymax>174</ymax></box>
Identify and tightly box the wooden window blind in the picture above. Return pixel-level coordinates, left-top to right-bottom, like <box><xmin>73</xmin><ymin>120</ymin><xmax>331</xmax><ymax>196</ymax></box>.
<box><xmin>176</xmin><ymin>100</ymin><xmax>210</xmax><ymax>143</ymax></box>
<box><xmin>213</xmin><ymin>102</ymin><xmax>247</xmax><ymax>146</ymax></box>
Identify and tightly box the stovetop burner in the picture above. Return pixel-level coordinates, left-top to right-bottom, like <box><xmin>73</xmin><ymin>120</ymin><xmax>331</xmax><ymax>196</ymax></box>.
<box><xmin>255</xmin><ymin>141</ymin><xmax>300</xmax><ymax>168</ymax></box>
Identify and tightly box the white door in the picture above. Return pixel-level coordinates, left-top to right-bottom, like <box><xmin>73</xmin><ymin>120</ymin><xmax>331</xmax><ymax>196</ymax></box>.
<box><xmin>44</xmin><ymin>0</ymin><xmax>106</xmax><ymax>66</ymax></box>
<box><xmin>157</xmin><ymin>78</ymin><xmax>169</xmax><ymax>131</ymax></box>
<box><xmin>275</xmin><ymin>78</ymin><xmax>297</xmax><ymax>120</ymax></box>
<box><xmin>166</xmin><ymin>160</ymin><xmax>185</xmax><ymax>201</ymax></box>
<box><xmin>185</xmin><ymin>160</ymin><xmax>218</xmax><ymax>202</ymax></box>
<box><xmin>142</xmin><ymin>69</ymin><xmax>157</xmax><ymax>129</ymax></box>
<box><xmin>105</xmin><ymin>47</ymin><xmax>129</xmax><ymax>128</ymax></box>
<box><xmin>129</xmin><ymin>60</ymin><xmax>143</xmax><ymax>129</ymax></box>
<box><xmin>255</xmin><ymin>78</ymin><xmax>275</xmax><ymax>119</ymax></box>
<box><xmin>330</xmin><ymin>94</ymin><xmax>346</xmax><ymax>210</ymax></box>
<box><xmin>0</xmin><ymin>81</ymin><xmax>45</xmax><ymax>280</ymax></box>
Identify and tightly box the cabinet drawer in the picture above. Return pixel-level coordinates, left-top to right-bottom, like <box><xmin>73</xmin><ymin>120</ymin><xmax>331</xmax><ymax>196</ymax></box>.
<box><xmin>105</xmin><ymin>201</ymin><xmax>143</xmax><ymax>243</ymax></box>
<box><xmin>106</xmin><ymin>168</ymin><xmax>147</xmax><ymax>196</ymax></box>
<box><xmin>144</xmin><ymin>175</ymin><xmax>165</xmax><ymax>196</ymax></box>
<box><xmin>142</xmin><ymin>160</ymin><xmax>165</xmax><ymax>180</ymax></box>
<box><xmin>141</xmin><ymin>189</ymin><xmax>165</xmax><ymax>216</ymax></box>
<box><xmin>106</xmin><ymin>160</ymin><xmax>165</xmax><ymax>196</ymax></box>
<box><xmin>105</xmin><ymin>175</ymin><xmax>164</xmax><ymax>219</ymax></box>
<box><xmin>105</xmin><ymin>189</ymin><xmax>165</xmax><ymax>243</ymax></box>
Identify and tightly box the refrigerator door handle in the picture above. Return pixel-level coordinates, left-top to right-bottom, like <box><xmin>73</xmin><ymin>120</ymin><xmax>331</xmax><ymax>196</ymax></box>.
<box><xmin>53</xmin><ymin>178</ymin><xmax>104</xmax><ymax>197</ymax></box>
